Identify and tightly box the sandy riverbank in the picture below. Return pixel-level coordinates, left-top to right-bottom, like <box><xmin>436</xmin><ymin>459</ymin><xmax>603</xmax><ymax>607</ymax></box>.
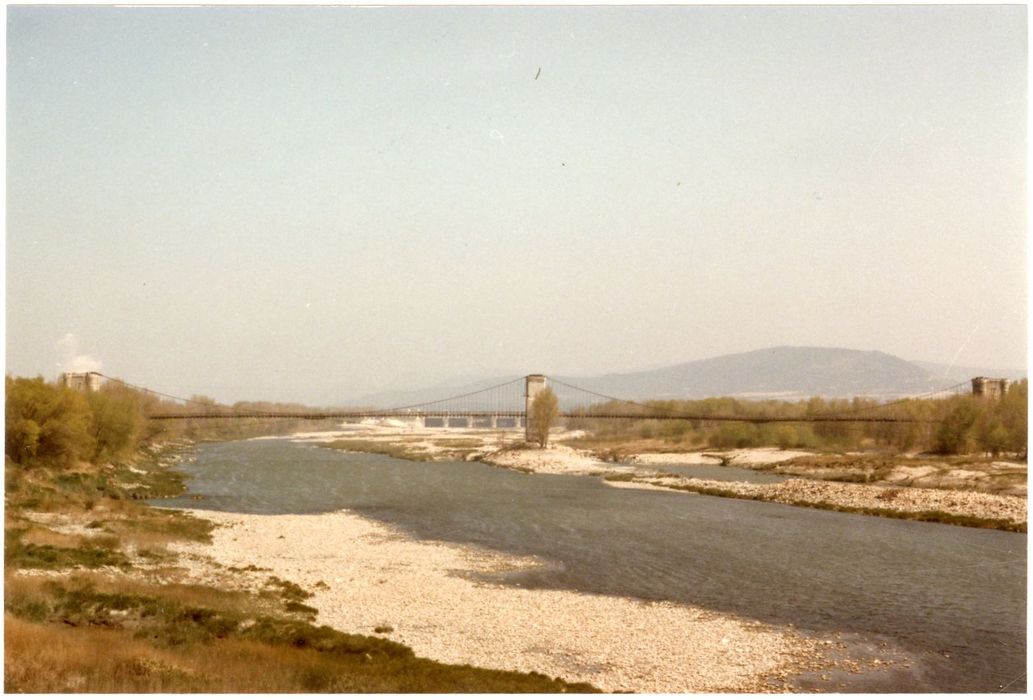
<box><xmin>483</xmin><ymin>443</ymin><xmax>628</xmax><ymax>475</ymax></box>
<box><xmin>173</xmin><ymin>508</ymin><xmax>833</xmax><ymax>692</ymax></box>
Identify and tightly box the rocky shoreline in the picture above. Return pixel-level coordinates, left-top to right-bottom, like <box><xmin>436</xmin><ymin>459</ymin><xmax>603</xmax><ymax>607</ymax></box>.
<box><xmin>605</xmin><ymin>474</ymin><xmax>1026</xmax><ymax>529</ymax></box>
<box><xmin>172</xmin><ymin>508</ymin><xmax>840</xmax><ymax>693</ymax></box>
<box><xmin>479</xmin><ymin>443</ymin><xmax>1026</xmax><ymax>531</ymax></box>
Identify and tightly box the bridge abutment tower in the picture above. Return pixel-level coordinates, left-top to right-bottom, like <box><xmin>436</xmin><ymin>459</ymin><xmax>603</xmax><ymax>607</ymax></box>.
<box><xmin>525</xmin><ymin>374</ymin><xmax>547</xmax><ymax>442</ymax></box>
<box><xmin>971</xmin><ymin>376</ymin><xmax>1010</xmax><ymax>401</ymax></box>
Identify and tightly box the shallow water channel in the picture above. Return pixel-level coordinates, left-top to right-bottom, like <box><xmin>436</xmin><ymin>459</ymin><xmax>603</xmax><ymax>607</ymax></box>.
<box><xmin>155</xmin><ymin>439</ymin><xmax>1026</xmax><ymax>693</ymax></box>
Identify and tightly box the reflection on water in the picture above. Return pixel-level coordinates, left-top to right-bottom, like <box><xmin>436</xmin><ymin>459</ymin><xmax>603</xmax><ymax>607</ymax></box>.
<box><xmin>154</xmin><ymin>439</ymin><xmax>1026</xmax><ymax>693</ymax></box>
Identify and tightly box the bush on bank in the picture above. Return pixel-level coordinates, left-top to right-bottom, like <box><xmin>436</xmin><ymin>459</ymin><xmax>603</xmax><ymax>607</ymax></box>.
<box><xmin>566</xmin><ymin>380</ymin><xmax>1027</xmax><ymax>456</ymax></box>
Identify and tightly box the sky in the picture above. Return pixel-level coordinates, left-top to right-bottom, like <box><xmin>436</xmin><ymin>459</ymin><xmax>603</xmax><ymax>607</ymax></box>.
<box><xmin>6</xmin><ymin>5</ymin><xmax>1027</xmax><ymax>406</ymax></box>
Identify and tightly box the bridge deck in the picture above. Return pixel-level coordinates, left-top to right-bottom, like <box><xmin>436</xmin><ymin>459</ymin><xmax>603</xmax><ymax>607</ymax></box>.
<box><xmin>145</xmin><ymin>410</ymin><xmax>921</xmax><ymax>423</ymax></box>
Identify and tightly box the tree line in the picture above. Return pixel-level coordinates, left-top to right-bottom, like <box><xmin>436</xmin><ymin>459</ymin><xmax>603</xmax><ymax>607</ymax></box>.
<box><xmin>6</xmin><ymin>374</ymin><xmax>1027</xmax><ymax>468</ymax></box>
<box><xmin>5</xmin><ymin>375</ymin><xmax>341</xmax><ymax>469</ymax></box>
<box><xmin>563</xmin><ymin>380</ymin><xmax>1027</xmax><ymax>456</ymax></box>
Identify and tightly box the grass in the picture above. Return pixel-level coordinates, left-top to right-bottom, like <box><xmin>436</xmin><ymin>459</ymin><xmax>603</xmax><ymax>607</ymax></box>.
<box><xmin>773</xmin><ymin>453</ymin><xmax>1028</xmax><ymax>496</ymax></box>
<box><xmin>5</xmin><ymin>528</ymin><xmax>131</xmax><ymax>571</ymax></box>
<box><xmin>265</xmin><ymin>576</ymin><xmax>312</xmax><ymax>602</ymax></box>
<box><xmin>4</xmin><ymin>576</ymin><xmax>598</xmax><ymax>693</ymax></box>
<box><xmin>431</xmin><ymin>438</ymin><xmax>484</xmax><ymax>448</ymax></box>
<box><xmin>320</xmin><ymin>438</ymin><xmax>487</xmax><ymax>463</ymax></box>
<box><xmin>321</xmin><ymin>439</ymin><xmax>435</xmax><ymax>462</ymax></box>
<box><xmin>5</xmin><ymin>614</ymin><xmax>598</xmax><ymax>692</ymax></box>
<box><xmin>559</xmin><ymin>436</ymin><xmax>705</xmax><ymax>462</ymax></box>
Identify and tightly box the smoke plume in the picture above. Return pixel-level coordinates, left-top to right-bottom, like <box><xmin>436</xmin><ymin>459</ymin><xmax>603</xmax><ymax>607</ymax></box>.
<box><xmin>55</xmin><ymin>333</ymin><xmax>103</xmax><ymax>373</ymax></box>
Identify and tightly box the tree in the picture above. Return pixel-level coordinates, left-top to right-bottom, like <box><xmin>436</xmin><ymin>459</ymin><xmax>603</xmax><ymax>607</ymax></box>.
<box><xmin>5</xmin><ymin>376</ymin><xmax>93</xmax><ymax>468</ymax></box>
<box><xmin>528</xmin><ymin>388</ymin><xmax>559</xmax><ymax>448</ymax></box>
<box><xmin>87</xmin><ymin>385</ymin><xmax>145</xmax><ymax>462</ymax></box>
<box><xmin>935</xmin><ymin>398</ymin><xmax>979</xmax><ymax>454</ymax></box>
<box><xmin>998</xmin><ymin>379</ymin><xmax>1028</xmax><ymax>457</ymax></box>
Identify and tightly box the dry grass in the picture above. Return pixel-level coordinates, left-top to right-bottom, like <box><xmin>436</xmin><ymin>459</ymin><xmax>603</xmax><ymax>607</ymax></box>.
<box><xmin>321</xmin><ymin>439</ymin><xmax>434</xmax><ymax>462</ymax></box>
<box><xmin>4</xmin><ymin>579</ymin><xmax>598</xmax><ymax>693</ymax></box>
<box><xmin>5</xmin><ymin>614</ymin><xmax>200</xmax><ymax>693</ymax></box>
<box><xmin>19</xmin><ymin>526</ymin><xmax>85</xmax><ymax>549</ymax></box>
<box><xmin>431</xmin><ymin>438</ymin><xmax>485</xmax><ymax>448</ymax></box>
<box><xmin>6</xmin><ymin>614</ymin><xmax>594</xmax><ymax>693</ymax></box>
<box><xmin>6</xmin><ymin>572</ymin><xmax>265</xmax><ymax>619</ymax></box>
<box><xmin>560</xmin><ymin>436</ymin><xmax>703</xmax><ymax>460</ymax></box>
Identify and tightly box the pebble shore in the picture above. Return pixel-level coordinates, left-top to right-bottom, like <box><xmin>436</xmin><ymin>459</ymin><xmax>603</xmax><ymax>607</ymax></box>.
<box><xmin>175</xmin><ymin>508</ymin><xmax>830</xmax><ymax>693</ymax></box>
<box><xmin>610</xmin><ymin>475</ymin><xmax>1027</xmax><ymax>526</ymax></box>
<box><xmin>484</xmin><ymin>445</ymin><xmax>1026</xmax><ymax>529</ymax></box>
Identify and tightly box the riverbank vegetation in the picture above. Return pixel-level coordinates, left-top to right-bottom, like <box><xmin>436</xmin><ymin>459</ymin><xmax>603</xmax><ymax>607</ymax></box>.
<box><xmin>5</xmin><ymin>574</ymin><xmax>596</xmax><ymax>692</ymax></box>
<box><xmin>5</xmin><ymin>375</ymin><xmax>343</xmax><ymax>464</ymax></box>
<box><xmin>564</xmin><ymin>381</ymin><xmax>1027</xmax><ymax>457</ymax></box>
<box><xmin>4</xmin><ymin>374</ymin><xmax>597</xmax><ymax>692</ymax></box>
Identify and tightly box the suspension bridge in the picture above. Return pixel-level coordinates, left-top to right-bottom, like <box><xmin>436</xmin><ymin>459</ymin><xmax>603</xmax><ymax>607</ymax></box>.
<box><xmin>85</xmin><ymin>372</ymin><xmax>980</xmax><ymax>440</ymax></box>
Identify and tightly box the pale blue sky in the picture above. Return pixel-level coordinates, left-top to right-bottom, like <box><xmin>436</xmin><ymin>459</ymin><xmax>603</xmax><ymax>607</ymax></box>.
<box><xmin>7</xmin><ymin>5</ymin><xmax>1027</xmax><ymax>404</ymax></box>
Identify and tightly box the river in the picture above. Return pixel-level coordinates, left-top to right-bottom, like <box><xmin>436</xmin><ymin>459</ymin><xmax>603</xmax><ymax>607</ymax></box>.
<box><xmin>154</xmin><ymin>438</ymin><xmax>1027</xmax><ymax>693</ymax></box>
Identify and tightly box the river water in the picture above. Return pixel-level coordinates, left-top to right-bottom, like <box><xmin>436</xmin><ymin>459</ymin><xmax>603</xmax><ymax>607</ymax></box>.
<box><xmin>155</xmin><ymin>439</ymin><xmax>1026</xmax><ymax>693</ymax></box>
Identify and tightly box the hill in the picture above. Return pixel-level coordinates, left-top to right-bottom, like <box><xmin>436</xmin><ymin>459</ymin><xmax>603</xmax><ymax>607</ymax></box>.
<box><xmin>351</xmin><ymin>346</ymin><xmax>1023</xmax><ymax>408</ymax></box>
<box><xmin>549</xmin><ymin>347</ymin><xmax>940</xmax><ymax>401</ymax></box>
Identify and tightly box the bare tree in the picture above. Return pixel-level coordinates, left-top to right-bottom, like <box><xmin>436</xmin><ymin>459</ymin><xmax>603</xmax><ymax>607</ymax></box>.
<box><xmin>528</xmin><ymin>387</ymin><xmax>559</xmax><ymax>448</ymax></box>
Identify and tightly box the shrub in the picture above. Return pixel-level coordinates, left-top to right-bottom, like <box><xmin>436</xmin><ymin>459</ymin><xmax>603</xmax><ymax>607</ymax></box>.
<box><xmin>935</xmin><ymin>400</ymin><xmax>980</xmax><ymax>454</ymax></box>
<box><xmin>6</xmin><ymin>377</ymin><xmax>94</xmax><ymax>468</ymax></box>
<box><xmin>708</xmin><ymin>423</ymin><xmax>760</xmax><ymax>449</ymax></box>
<box><xmin>87</xmin><ymin>386</ymin><xmax>145</xmax><ymax>462</ymax></box>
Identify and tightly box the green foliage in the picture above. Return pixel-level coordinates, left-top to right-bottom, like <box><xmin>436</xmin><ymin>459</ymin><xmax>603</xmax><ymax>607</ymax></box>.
<box><xmin>528</xmin><ymin>387</ymin><xmax>559</xmax><ymax>448</ymax></box>
<box><xmin>571</xmin><ymin>381</ymin><xmax>1027</xmax><ymax>456</ymax></box>
<box><xmin>980</xmin><ymin>379</ymin><xmax>1029</xmax><ymax>457</ymax></box>
<box><xmin>87</xmin><ymin>385</ymin><xmax>145</xmax><ymax>462</ymax></box>
<box><xmin>935</xmin><ymin>398</ymin><xmax>980</xmax><ymax>454</ymax></box>
<box><xmin>772</xmin><ymin>424</ymin><xmax>798</xmax><ymax>449</ymax></box>
<box><xmin>6</xmin><ymin>374</ymin><xmax>340</xmax><ymax>470</ymax></box>
<box><xmin>7</xmin><ymin>418</ymin><xmax>41</xmax><ymax>463</ymax></box>
<box><xmin>322</xmin><ymin>439</ymin><xmax>435</xmax><ymax>462</ymax></box>
<box><xmin>6</xmin><ymin>579</ymin><xmax>600</xmax><ymax>693</ymax></box>
<box><xmin>6</xmin><ymin>377</ymin><xmax>94</xmax><ymax>468</ymax></box>
<box><xmin>265</xmin><ymin>576</ymin><xmax>312</xmax><ymax>603</ymax></box>
<box><xmin>5</xmin><ymin>529</ymin><xmax>131</xmax><ymax>570</ymax></box>
<box><xmin>708</xmin><ymin>423</ymin><xmax>760</xmax><ymax>448</ymax></box>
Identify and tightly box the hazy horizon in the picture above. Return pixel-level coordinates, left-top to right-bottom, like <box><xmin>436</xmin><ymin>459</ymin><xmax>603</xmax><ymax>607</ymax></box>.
<box><xmin>7</xmin><ymin>5</ymin><xmax>1027</xmax><ymax>405</ymax></box>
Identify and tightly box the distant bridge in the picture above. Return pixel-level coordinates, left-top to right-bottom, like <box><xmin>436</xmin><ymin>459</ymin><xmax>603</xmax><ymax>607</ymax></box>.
<box><xmin>87</xmin><ymin>373</ymin><xmax>978</xmax><ymax>440</ymax></box>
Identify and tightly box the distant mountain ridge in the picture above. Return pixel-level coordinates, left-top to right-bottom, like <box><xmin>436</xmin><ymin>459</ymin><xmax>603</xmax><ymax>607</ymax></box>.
<box><xmin>350</xmin><ymin>346</ymin><xmax>1025</xmax><ymax>408</ymax></box>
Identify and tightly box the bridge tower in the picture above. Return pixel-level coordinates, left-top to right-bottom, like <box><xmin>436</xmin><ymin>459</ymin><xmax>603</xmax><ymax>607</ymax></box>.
<box><xmin>971</xmin><ymin>376</ymin><xmax>1010</xmax><ymax>400</ymax></box>
<box><xmin>60</xmin><ymin>371</ymin><xmax>101</xmax><ymax>392</ymax></box>
<box><xmin>525</xmin><ymin>374</ymin><xmax>547</xmax><ymax>441</ymax></box>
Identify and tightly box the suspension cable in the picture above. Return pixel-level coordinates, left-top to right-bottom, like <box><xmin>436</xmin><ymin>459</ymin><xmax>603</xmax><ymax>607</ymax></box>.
<box><xmin>546</xmin><ymin>377</ymin><xmax>688</xmax><ymax>415</ymax></box>
<box><xmin>94</xmin><ymin>373</ymin><xmax>281</xmax><ymax>416</ymax></box>
<box><xmin>833</xmin><ymin>381</ymin><xmax>972</xmax><ymax>416</ymax></box>
<box><xmin>384</xmin><ymin>377</ymin><xmax>525</xmax><ymax>412</ymax></box>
